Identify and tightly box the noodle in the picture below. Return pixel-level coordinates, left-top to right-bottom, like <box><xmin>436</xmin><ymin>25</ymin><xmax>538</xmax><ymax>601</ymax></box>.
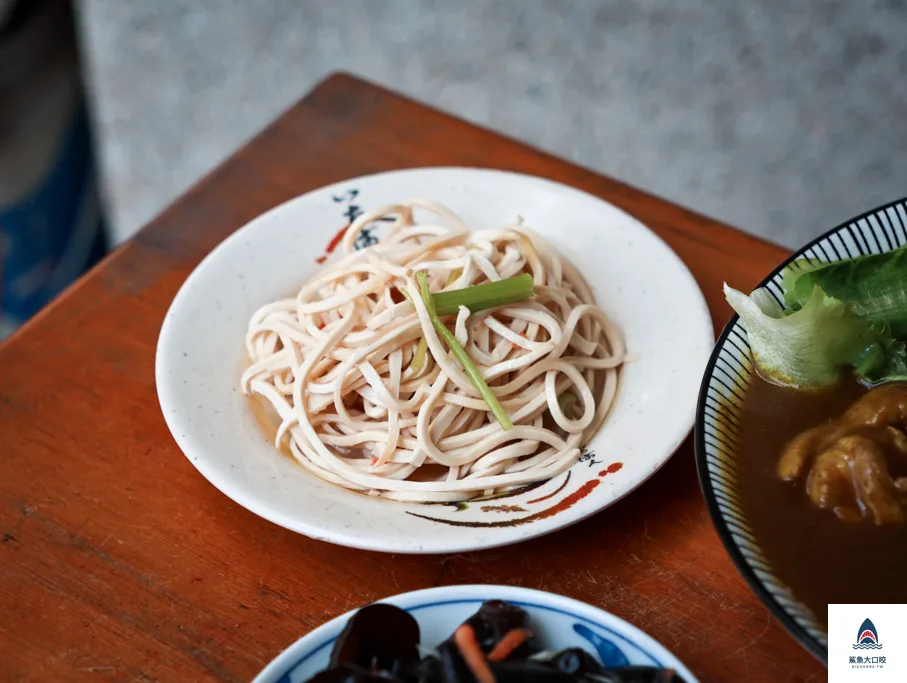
<box><xmin>240</xmin><ymin>199</ymin><xmax>626</xmax><ymax>502</ymax></box>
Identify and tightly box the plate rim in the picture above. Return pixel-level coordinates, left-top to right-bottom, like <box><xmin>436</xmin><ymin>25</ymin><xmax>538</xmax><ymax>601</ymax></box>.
<box><xmin>694</xmin><ymin>194</ymin><xmax>907</xmax><ymax>664</ymax></box>
<box><xmin>156</xmin><ymin>166</ymin><xmax>714</xmax><ymax>553</ymax></box>
<box><xmin>251</xmin><ymin>583</ymin><xmax>700</xmax><ymax>683</ymax></box>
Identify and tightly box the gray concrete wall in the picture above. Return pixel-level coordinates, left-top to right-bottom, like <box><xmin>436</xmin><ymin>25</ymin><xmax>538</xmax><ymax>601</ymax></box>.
<box><xmin>77</xmin><ymin>0</ymin><xmax>907</xmax><ymax>247</ymax></box>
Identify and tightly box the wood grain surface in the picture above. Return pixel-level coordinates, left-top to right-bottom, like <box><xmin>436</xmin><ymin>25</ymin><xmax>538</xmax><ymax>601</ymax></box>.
<box><xmin>0</xmin><ymin>73</ymin><xmax>824</xmax><ymax>682</ymax></box>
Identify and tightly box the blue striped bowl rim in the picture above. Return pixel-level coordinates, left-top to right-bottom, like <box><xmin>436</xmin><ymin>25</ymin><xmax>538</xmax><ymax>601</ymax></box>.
<box><xmin>694</xmin><ymin>195</ymin><xmax>907</xmax><ymax>664</ymax></box>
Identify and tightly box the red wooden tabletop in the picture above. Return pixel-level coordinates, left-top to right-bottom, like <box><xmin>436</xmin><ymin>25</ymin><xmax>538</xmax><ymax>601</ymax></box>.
<box><xmin>0</xmin><ymin>73</ymin><xmax>824</xmax><ymax>682</ymax></box>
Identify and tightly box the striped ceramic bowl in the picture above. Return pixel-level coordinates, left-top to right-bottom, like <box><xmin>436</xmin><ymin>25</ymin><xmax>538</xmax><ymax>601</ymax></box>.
<box><xmin>694</xmin><ymin>197</ymin><xmax>907</xmax><ymax>662</ymax></box>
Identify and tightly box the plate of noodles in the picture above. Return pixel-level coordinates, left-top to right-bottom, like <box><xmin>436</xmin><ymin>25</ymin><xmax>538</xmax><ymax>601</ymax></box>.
<box><xmin>156</xmin><ymin>167</ymin><xmax>712</xmax><ymax>552</ymax></box>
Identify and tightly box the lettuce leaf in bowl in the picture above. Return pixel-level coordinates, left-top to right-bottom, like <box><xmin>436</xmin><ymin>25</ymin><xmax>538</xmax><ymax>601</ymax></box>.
<box><xmin>724</xmin><ymin>284</ymin><xmax>887</xmax><ymax>388</ymax></box>
<box><xmin>782</xmin><ymin>245</ymin><xmax>907</xmax><ymax>337</ymax></box>
<box><xmin>725</xmin><ymin>244</ymin><xmax>907</xmax><ymax>389</ymax></box>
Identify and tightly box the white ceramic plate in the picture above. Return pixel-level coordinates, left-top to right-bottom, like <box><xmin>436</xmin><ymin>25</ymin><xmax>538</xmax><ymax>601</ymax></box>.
<box><xmin>252</xmin><ymin>585</ymin><xmax>699</xmax><ymax>682</ymax></box>
<box><xmin>156</xmin><ymin>167</ymin><xmax>712</xmax><ymax>553</ymax></box>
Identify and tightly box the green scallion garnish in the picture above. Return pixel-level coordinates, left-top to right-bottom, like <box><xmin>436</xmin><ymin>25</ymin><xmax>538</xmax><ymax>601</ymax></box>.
<box><xmin>432</xmin><ymin>273</ymin><xmax>534</xmax><ymax>317</ymax></box>
<box><xmin>416</xmin><ymin>271</ymin><xmax>512</xmax><ymax>430</ymax></box>
<box><xmin>410</xmin><ymin>337</ymin><xmax>429</xmax><ymax>372</ymax></box>
<box><xmin>557</xmin><ymin>391</ymin><xmax>578</xmax><ymax>419</ymax></box>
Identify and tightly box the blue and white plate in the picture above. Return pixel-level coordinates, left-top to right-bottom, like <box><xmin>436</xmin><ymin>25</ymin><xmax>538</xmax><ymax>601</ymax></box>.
<box><xmin>695</xmin><ymin>197</ymin><xmax>907</xmax><ymax>662</ymax></box>
<box><xmin>253</xmin><ymin>584</ymin><xmax>699</xmax><ymax>682</ymax></box>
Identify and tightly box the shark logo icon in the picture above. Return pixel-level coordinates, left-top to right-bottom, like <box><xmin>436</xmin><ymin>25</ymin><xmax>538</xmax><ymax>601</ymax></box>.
<box><xmin>853</xmin><ymin>618</ymin><xmax>883</xmax><ymax>650</ymax></box>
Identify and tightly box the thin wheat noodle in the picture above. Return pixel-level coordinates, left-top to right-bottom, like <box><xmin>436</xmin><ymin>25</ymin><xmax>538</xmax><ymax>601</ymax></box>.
<box><xmin>241</xmin><ymin>199</ymin><xmax>626</xmax><ymax>502</ymax></box>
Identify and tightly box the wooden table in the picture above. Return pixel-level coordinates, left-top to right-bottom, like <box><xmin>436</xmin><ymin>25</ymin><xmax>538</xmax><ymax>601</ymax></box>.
<box><xmin>0</xmin><ymin>73</ymin><xmax>824</xmax><ymax>682</ymax></box>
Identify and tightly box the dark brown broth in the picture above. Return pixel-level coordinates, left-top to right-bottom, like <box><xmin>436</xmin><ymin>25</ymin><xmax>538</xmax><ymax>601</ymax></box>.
<box><xmin>735</xmin><ymin>376</ymin><xmax>907</xmax><ymax>627</ymax></box>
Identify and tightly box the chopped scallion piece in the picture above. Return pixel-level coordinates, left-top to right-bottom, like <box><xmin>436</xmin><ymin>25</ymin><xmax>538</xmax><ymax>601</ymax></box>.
<box><xmin>410</xmin><ymin>337</ymin><xmax>429</xmax><ymax>372</ymax></box>
<box><xmin>445</xmin><ymin>269</ymin><xmax>462</xmax><ymax>287</ymax></box>
<box><xmin>416</xmin><ymin>271</ymin><xmax>512</xmax><ymax>430</ymax></box>
<box><xmin>432</xmin><ymin>273</ymin><xmax>534</xmax><ymax>317</ymax></box>
<box><xmin>557</xmin><ymin>391</ymin><xmax>578</xmax><ymax>419</ymax></box>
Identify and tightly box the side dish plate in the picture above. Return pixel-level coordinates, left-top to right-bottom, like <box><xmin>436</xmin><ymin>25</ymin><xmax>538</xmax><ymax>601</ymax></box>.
<box><xmin>252</xmin><ymin>585</ymin><xmax>699</xmax><ymax>683</ymax></box>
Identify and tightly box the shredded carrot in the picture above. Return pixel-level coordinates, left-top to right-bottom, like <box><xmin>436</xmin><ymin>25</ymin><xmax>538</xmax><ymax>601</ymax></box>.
<box><xmin>453</xmin><ymin>624</ymin><xmax>496</xmax><ymax>683</ymax></box>
<box><xmin>370</xmin><ymin>457</ymin><xmax>379</xmax><ymax>466</ymax></box>
<box><xmin>487</xmin><ymin>628</ymin><xmax>532</xmax><ymax>662</ymax></box>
